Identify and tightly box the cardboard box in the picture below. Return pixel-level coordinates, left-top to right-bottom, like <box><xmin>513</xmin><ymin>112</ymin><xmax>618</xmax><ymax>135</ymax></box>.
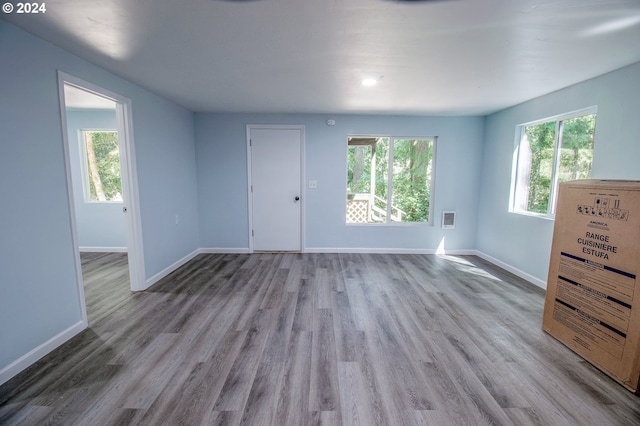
<box><xmin>542</xmin><ymin>180</ymin><xmax>640</xmax><ymax>392</ymax></box>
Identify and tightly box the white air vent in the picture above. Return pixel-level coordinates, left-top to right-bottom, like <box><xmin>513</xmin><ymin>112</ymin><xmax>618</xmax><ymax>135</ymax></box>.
<box><xmin>442</xmin><ymin>211</ymin><xmax>456</xmax><ymax>229</ymax></box>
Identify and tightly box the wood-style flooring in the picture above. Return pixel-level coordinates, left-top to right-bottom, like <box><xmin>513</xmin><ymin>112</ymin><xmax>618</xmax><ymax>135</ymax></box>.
<box><xmin>1</xmin><ymin>252</ymin><xmax>639</xmax><ymax>425</ymax></box>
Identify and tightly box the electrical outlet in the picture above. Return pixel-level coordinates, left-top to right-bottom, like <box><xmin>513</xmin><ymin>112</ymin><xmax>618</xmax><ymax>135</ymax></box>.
<box><xmin>309</xmin><ymin>180</ymin><xmax>317</xmax><ymax>189</ymax></box>
<box><xmin>175</xmin><ymin>214</ymin><xmax>180</xmax><ymax>225</ymax></box>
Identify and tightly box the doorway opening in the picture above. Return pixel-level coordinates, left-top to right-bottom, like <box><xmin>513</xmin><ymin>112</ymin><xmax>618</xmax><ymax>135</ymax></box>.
<box><xmin>58</xmin><ymin>72</ymin><xmax>146</xmax><ymax>325</ymax></box>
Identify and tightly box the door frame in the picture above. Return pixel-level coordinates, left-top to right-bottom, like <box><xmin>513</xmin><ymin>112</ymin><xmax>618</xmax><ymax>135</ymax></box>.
<box><xmin>246</xmin><ymin>124</ymin><xmax>305</xmax><ymax>253</ymax></box>
<box><xmin>57</xmin><ymin>71</ymin><xmax>146</xmax><ymax>324</ymax></box>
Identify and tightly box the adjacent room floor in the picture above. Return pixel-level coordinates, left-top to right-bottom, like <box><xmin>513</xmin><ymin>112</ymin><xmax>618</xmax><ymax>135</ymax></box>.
<box><xmin>1</xmin><ymin>252</ymin><xmax>639</xmax><ymax>425</ymax></box>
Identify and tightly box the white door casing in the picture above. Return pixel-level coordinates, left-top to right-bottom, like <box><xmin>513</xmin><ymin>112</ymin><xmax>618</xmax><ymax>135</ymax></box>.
<box><xmin>247</xmin><ymin>125</ymin><xmax>304</xmax><ymax>252</ymax></box>
<box><xmin>58</xmin><ymin>71</ymin><xmax>146</xmax><ymax>308</ymax></box>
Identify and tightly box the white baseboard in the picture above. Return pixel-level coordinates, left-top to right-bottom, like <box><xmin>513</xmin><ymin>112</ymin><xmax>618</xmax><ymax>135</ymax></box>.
<box><xmin>474</xmin><ymin>250</ymin><xmax>547</xmax><ymax>289</ymax></box>
<box><xmin>79</xmin><ymin>246</ymin><xmax>127</xmax><ymax>253</ymax></box>
<box><xmin>146</xmin><ymin>247</ymin><xmax>545</xmax><ymax>291</ymax></box>
<box><xmin>437</xmin><ymin>249</ymin><xmax>478</xmax><ymax>256</ymax></box>
<box><xmin>199</xmin><ymin>247</ymin><xmax>251</xmax><ymax>254</ymax></box>
<box><xmin>144</xmin><ymin>247</ymin><xmax>252</xmax><ymax>290</ymax></box>
<box><xmin>304</xmin><ymin>247</ymin><xmax>477</xmax><ymax>255</ymax></box>
<box><xmin>304</xmin><ymin>247</ymin><xmax>436</xmax><ymax>254</ymax></box>
<box><xmin>198</xmin><ymin>247</ymin><xmax>480</xmax><ymax>256</ymax></box>
<box><xmin>145</xmin><ymin>248</ymin><xmax>202</xmax><ymax>289</ymax></box>
<box><xmin>250</xmin><ymin>246</ymin><xmax>544</xmax><ymax>289</ymax></box>
<box><xmin>0</xmin><ymin>320</ymin><xmax>87</xmax><ymax>386</ymax></box>
<box><xmin>304</xmin><ymin>248</ymin><xmax>545</xmax><ymax>289</ymax></box>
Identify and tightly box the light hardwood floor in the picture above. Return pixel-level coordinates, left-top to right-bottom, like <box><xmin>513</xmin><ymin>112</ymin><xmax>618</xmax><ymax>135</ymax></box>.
<box><xmin>1</xmin><ymin>252</ymin><xmax>639</xmax><ymax>425</ymax></box>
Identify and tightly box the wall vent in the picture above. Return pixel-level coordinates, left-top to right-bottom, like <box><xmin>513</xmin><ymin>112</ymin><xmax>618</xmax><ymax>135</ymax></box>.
<box><xmin>442</xmin><ymin>211</ymin><xmax>456</xmax><ymax>229</ymax></box>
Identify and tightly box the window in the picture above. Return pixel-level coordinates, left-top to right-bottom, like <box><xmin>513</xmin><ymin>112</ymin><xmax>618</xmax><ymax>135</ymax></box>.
<box><xmin>81</xmin><ymin>130</ymin><xmax>122</xmax><ymax>202</ymax></box>
<box><xmin>346</xmin><ymin>136</ymin><xmax>436</xmax><ymax>224</ymax></box>
<box><xmin>511</xmin><ymin>108</ymin><xmax>596</xmax><ymax>216</ymax></box>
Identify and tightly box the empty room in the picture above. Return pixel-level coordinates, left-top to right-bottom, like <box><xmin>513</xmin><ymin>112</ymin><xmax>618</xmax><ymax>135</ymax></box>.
<box><xmin>1</xmin><ymin>0</ymin><xmax>640</xmax><ymax>424</ymax></box>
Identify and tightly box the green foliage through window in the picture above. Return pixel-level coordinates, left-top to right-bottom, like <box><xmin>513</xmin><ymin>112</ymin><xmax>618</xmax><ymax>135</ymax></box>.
<box><xmin>347</xmin><ymin>136</ymin><xmax>435</xmax><ymax>223</ymax></box>
<box><xmin>83</xmin><ymin>130</ymin><xmax>122</xmax><ymax>202</ymax></box>
<box><xmin>512</xmin><ymin>110</ymin><xmax>596</xmax><ymax>215</ymax></box>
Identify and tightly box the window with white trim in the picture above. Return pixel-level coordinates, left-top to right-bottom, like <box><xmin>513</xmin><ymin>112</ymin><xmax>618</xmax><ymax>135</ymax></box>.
<box><xmin>80</xmin><ymin>130</ymin><xmax>123</xmax><ymax>202</ymax></box>
<box><xmin>511</xmin><ymin>108</ymin><xmax>596</xmax><ymax>216</ymax></box>
<box><xmin>346</xmin><ymin>136</ymin><xmax>436</xmax><ymax>224</ymax></box>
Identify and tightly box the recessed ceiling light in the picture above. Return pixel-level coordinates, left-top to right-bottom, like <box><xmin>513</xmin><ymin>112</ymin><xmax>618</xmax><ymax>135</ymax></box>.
<box><xmin>361</xmin><ymin>78</ymin><xmax>378</xmax><ymax>87</ymax></box>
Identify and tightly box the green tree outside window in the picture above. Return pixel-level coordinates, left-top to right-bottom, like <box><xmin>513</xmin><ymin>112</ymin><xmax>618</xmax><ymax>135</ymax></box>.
<box><xmin>347</xmin><ymin>136</ymin><xmax>435</xmax><ymax>223</ymax></box>
<box><xmin>514</xmin><ymin>112</ymin><xmax>596</xmax><ymax>215</ymax></box>
<box><xmin>83</xmin><ymin>130</ymin><xmax>122</xmax><ymax>202</ymax></box>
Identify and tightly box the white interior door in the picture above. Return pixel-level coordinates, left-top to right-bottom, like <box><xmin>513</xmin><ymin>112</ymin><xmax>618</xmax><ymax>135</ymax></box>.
<box><xmin>250</xmin><ymin>126</ymin><xmax>302</xmax><ymax>251</ymax></box>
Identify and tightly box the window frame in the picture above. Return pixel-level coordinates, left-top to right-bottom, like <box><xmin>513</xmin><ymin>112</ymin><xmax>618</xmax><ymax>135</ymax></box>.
<box><xmin>345</xmin><ymin>134</ymin><xmax>437</xmax><ymax>226</ymax></box>
<box><xmin>509</xmin><ymin>106</ymin><xmax>597</xmax><ymax>218</ymax></box>
<box><xmin>79</xmin><ymin>128</ymin><xmax>123</xmax><ymax>204</ymax></box>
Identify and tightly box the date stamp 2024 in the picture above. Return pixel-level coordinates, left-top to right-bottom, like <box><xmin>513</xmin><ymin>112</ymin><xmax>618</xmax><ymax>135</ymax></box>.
<box><xmin>3</xmin><ymin>2</ymin><xmax>47</xmax><ymax>14</ymax></box>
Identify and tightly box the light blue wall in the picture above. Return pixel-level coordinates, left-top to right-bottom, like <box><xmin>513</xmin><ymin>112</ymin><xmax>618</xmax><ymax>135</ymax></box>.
<box><xmin>134</xmin><ymin>95</ymin><xmax>199</xmax><ymax>277</ymax></box>
<box><xmin>195</xmin><ymin>113</ymin><xmax>485</xmax><ymax>251</ymax></box>
<box><xmin>67</xmin><ymin>110</ymin><xmax>127</xmax><ymax>249</ymax></box>
<box><xmin>477</xmin><ymin>62</ymin><xmax>640</xmax><ymax>286</ymax></box>
<box><xmin>0</xmin><ymin>21</ymin><xmax>199</xmax><ymax>375</ymax></box>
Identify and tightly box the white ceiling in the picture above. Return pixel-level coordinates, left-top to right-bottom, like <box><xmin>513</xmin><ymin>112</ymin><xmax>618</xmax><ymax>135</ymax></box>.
<box><xmin>4</xmin><ymin>0</ymin><xmax>640</xmax><ymax>115</ymax></box>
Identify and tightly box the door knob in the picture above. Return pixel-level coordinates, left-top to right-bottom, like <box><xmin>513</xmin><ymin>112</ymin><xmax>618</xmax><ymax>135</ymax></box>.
<box><xmin>294</xmin><ymin>196</ymin><xmax>300</xmax><ymax>201</ymax></box>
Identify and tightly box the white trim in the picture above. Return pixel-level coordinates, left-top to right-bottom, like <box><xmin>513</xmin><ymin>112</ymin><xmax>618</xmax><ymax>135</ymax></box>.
<box><xmin>145</xmin><ymin>249</ymin><xmax>201</xmax><ymax>289</ymax></box>
<box><xmin>305</xmin><ymin>247</ymin><xmax>547</xmax><ymax>289</ymax></box>
<box><xmin>475</xmin><ymin>250</ymin><xmax>547</xmax><ymax>289</ymax></box>
<box><xmin>304</xmin><ymin>247</ymin><xmax>477</xmax><ymax>255</ymax></box>
<box><xmin>345</xmin><ymin>222</ymin><xmax>435</xmax><ymax>228</ymax></box>
<box><xmin>79</xmin><ymin>246</ymin><xmax>128</xmax><ymax>253</ymax></box>
<box><xmin>200</xmin><ymin>246</ymin><xmax>479</xmax><ymax>256</ymax></box>
<box><xmin>58</xmin><ymin>71</ymin><xmax>146</xmax><ymax>292</ymax></box>
<box><xmin>57</xmin><ymin>73</ymin><xmax>88</xmax><ymax>325</ymax></box>
<box><xmin>200</xmin><ymin>247</ymin><xmax>252</xmax><ymax>254</ymax></box>
<box><xmin>0</xmin><ymin>321</ymin><xmax>86</xmax><ymax>386</ymax></box>
<box><xmin>300</xmin><ymin>128</ymin><xmax>306</xmax><ymax>253</ymax></box>
<box><xmin>246</xmin><ymin>126</ymin><xmax>254</xmax><ymax>252</ymax></box>
<box><xmin>115</xmin><ymin>94</ymin><xmax>146</xmax><ymax>291</ymax></box>
<box><xmin>429</xmin><ymin>137</ymin><xmax>437</xmax><ymax>225</ymax></box>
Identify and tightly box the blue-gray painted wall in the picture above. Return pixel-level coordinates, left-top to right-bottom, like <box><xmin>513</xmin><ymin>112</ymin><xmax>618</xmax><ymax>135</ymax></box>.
<box><xmin>195</xmin><ymin>113</ymin><xmax>484</xmax><ymax>251</ymax></box>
